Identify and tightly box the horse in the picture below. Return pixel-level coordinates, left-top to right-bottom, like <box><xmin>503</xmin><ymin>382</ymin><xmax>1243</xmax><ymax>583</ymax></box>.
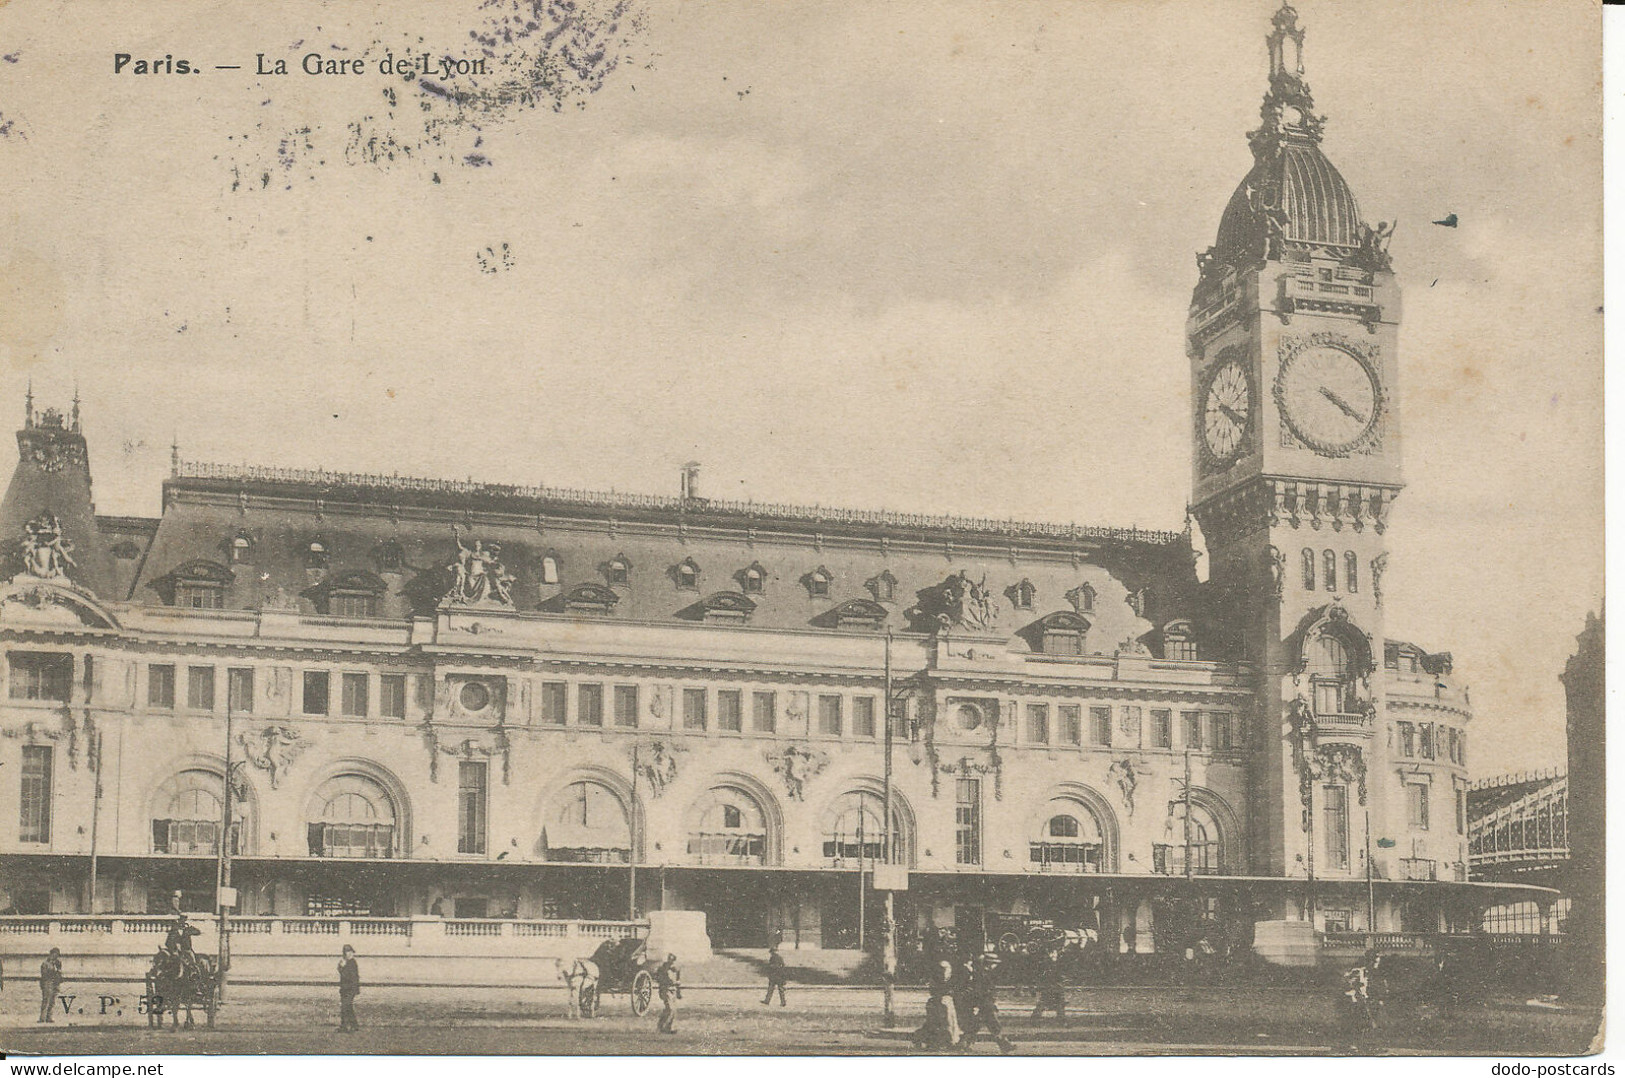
<box><xmin>556</xmin><ymin>956</ymin><xmax>600</xmax><ymax>1019</ymax></box>
<box><xmin>146</xmin><ymin>949</ymin><xmax>218</xmax><ymax>1030</ymax></box>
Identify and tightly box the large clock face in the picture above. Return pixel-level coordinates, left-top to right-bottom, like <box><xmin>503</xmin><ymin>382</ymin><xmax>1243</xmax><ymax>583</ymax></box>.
<box><xmin>1276</xmin><ymin>342</ymin><xmax>1382</xmax><ymax>455</ymax></box>
<box><xmin>1201</xmin><ymin>360</ymin><xmax>1252</xmax><ymax>465</ymax></box>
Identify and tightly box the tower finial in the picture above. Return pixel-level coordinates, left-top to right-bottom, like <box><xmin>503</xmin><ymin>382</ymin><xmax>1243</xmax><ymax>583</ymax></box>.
<box><xmin>70</xmin><ymin>384</ymin><xmax>80</xmax><ymax>433</ymax></box>
<box><xmin>170</xmin><ymin>433</ymin><xmax>180</xmax><ymax>475</ymax></box>
<box><xmin>24</xmin><ymin>378</ymin><xmax>33</xmax><ymax>429</ymax></box>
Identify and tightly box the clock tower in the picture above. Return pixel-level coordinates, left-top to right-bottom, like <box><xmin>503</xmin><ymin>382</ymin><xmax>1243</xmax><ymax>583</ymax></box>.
<box><xmin>1189</xmin><ymin>3</ymin><xmax>1403</xmax><ymax>894</ymax></box>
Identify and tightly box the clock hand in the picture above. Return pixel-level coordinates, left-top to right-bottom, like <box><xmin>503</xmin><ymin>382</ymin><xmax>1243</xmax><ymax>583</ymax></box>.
<box><xmin>1218</xmin><ymin>404</ymin><xmax>1246</xmax><ymax>426</ymax></box>
<box><xmin>1319</xmin><ymin>386</ymin><xmax>1367</xmax><ymax>424</ymax></box>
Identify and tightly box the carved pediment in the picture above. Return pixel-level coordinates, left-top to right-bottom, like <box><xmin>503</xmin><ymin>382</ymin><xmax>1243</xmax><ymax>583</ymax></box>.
<box><xmin>676</xmin><ymin>591</ymin><xmax>756</xmax><ymax>623</ymax></box>
<box><xmin>0</xmin><ymin>579</ymin><xmax>119</xmax><ymax>631</ymax></box>
<box><xmin>811</xmin><ymin>597</ymin><xmax>889</xmax><ymax>631</ymax></box>
<box><xmin>544</xmin><ymin>581</ymin><xmax>621</xmax><ymax>615</ymax></box>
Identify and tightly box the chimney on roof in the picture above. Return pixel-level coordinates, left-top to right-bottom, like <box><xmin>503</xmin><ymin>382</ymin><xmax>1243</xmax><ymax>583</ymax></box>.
<box><xmin>680</xmin><ymin>461</ymin><xmax>701</xmax><ymax>501</ymax></box>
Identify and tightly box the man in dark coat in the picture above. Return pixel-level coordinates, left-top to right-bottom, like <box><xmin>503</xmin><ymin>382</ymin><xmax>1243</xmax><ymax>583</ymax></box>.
<box><xmin>1032</xmin><ymin>947</ymin><xmax>1067</xmax><ymax>1018</ymax></box>
<box><xmin>761</xmin><ymin>946</ymin><xmax>788</xmax><ymax>1006</ymax></box>
<box><xmin>655</xmin><ymin>953</ymin><xmax>681</xmax><ymax>1034</ymax></box>
<box><xmin>38</xmin><ymin>947</ymin><xmax>63</xmax><ymax>1023</ymax></box>
<box><xmin>337</xmin><ymin>945</ymin><xmax>361</xmax><ymax>1032</ymax></box>
<box><xmin>958</xmin><ymin>952</ymin><xmax>1015</xmax><ymax>1054</ymax></box>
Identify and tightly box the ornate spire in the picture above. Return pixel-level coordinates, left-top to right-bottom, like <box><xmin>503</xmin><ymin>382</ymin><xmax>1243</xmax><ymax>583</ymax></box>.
<box><xmin>24</xmin><ymin>378</ymin><xmax>33</xmax><ymax>430</ymax></box>
<box><xmin>1249</xmin><ymin>1</ymin><xmax>1325</xmax><ymax>159</ymax></box>
<box><xmin>70</xmin><ymin>384</ymin><xmax>80</xmax><ymax>433</ymax></box>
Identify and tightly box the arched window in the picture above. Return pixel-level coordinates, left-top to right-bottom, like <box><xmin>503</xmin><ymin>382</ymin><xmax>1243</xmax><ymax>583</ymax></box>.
<box><xmin>1030</xmin><ymin>801</ymin><xmax>1104</xmax><ymax>871</ymax></box>
<box><xmin>1307</xmin><ymin>632</ymin><xmax>1355</xmax><ymax>715</ymax></box>
<box><xmin>230</xmin><ymin>535</ymin><xmax>253</xmax><ymax>564</ymax></box>
<box><xmin>151</xmin><ymin>769</ymin><xmax>247</xmax><ymax>855</ymax></box>
<box><xmin>606</xmin><ymin>555</ymin><xmax>631</xmax><ymax>586</ymax></box>
<box><xmin>543</xmin><ymin>781</ymin><xmax>631</xmax><ymax>864</ymax></box>
<box><xmin>741</xmin><ymin>563</ymin><xmax>767</xmax><ymax>595</ymax></box>
<box><xmin>1322</xmin><ymin>550</ymin><xmax>1337</xmax><ymax>592</ymax></box>
<box><xmin>867</xmin><ymin>571</ymin><xmax>897</xmax><ymax>602</ymax></box>
<box><xmin>1156</xmin><ymin>801</ymin><xmax>1222</xmax><ymax>875</ymax></box>
<box><xmin>374</xmin><ymin>542</ymin><xmax>403</xmax><ymax>573</ymax></box>
<box><xmin>1010</xmin><ymin>579</ymin><xmax>1036</xmax><ymax>610</ymax></box>
<box><xmin>541</xmin><ymin>554</ymin><xmax>560</xmax><ymax>586</ymax></box>
<box><xmin>1067</xmin><ymin>583</ymin><xmax>1096</xmax><ymax>613</ymax></box>
<box><xmin>1345</xmin><ymin>552</ymin><xmax>1359</xmax><ymax>593</ymax></box>
<box><xmin>306</xmin><ymin>541</ymin><xmax>329</xmax><ymax>570</ymax></box>
<box><xmin>805</xmin><ymin>567</ymin><xmax>832</xmax><ymax>598</ymax></box>
<box><xmin>687</xmin><ymin>787</ymin><xmax>767</xmax><ymax>865</ymax></box>
<box><xmin>1301</xmin><ymin>549</ymin><xmax>1315</xmax><ymax>591</ymax></box>
<box><xmin>674</xmin><ymin>559</ymin><xmax>699</xmax><ymax>590</ymax></box>
<box><xmin>822</xmin><ymin>790</ymin><xmax>905</xmax><ymax>864</ymax></box>
<box><xmin>307</xmin><ymin>774</ymin><xmax>397</xmax><ymax>858</ymax></box>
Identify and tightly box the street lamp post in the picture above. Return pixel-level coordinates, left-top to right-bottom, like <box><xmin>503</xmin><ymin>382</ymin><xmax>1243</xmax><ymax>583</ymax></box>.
<box><xmin>216</xmin><ymin>695</ymin><xmax>235</xmax><ymax>1001</ymax></box>
<box><xmin>880</xmin><ymin>630</ymin><xmax>897</xmax><ymax>1028</ymax></box>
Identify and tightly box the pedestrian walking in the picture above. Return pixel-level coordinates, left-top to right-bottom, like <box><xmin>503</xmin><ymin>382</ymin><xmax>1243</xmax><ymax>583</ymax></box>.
<box><xmin>37</xmin><ymin>947</ymin><xmax>63</xmax><ymax>1023</ymax></box>
<box><xmin>1032</xmin><ymin>947</ymin><xmax>1066</xmax><ymax>1018</ymax></box>
<box><xmin>959</xmin><ymin>952</ymin><xmax>1016</xmax><ymax>1054</ymax></box>
<box><xmin>761</xmin><ymin>946</ymin><xmax>788</xmax><ymax>1006</ymax></box>
<box><xmin>655</xmin><ymin>952</ymin><xmax>681</xmax><ymax>1034</ymax></box>
<box><xmin>337</xmin><ymin>945</ymin><xmax>361</xmax><ymax>1032</ymax></box>
<box><xmin>911</xmin><ymin>955</ymin><xmax>961</xmax><ymax>1050</ymax></box>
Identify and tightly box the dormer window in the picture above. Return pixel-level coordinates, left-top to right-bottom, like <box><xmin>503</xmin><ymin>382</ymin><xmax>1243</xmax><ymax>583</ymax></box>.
<box><xmin>1161</xmin><ymin>620</ymin><xmax>1198</xmax><ymax>661</ymax></box>
<box><xmin>229</xmin><ymin>535</ymin><xmax>254</xmax><ymax>564</ymax></box>
<box><xmin>680</xmin><ymin>592</ymin><xmax>755</xmax><ymax>625</ymax></box>
<box><xmin>1024</xmin><ymin>611</ymin><xmax>1090</xmax><ymax>657</ymax></box>
<box><xmin>866</xmin><ymin>570</ymin><xmax>897</xmax><ymax>602</ymax></box>
<box><xmin>1066</xmin><ymin>583</ymin><xmax>1096</xmax><ymax>613</ymax></box>
<box><xmin>605</xmin><ymin>555</ymin><xmax>632</xmax><ymax>587</ymax></box>
<box><xmin>804</xmin><ymin>567</ymin><xmax>832</xmax><ymax>598</ymax></box>
<box><xmin>166</xmin><ymin>561</ymin><xmax>233</xmax><ymax>610</ymax></box>
<box><xmin>540</xmin><ymin>553</ymin><xmax>560</xmax><ymax>585</ymax></box>
<box><xmin>673</xmin><ymin>558</ymin><xmax>700</xmax><ymax>590</ymax></box>
<box><xmin>306</xmin><ymin>541</ymin><xmax>329</xmax><ymax>570</ymax></box>
<box><xmin>1008</xmin><ymin>579</ymin><xmax>1036</xmax><ymax>611</ymax></box>
<box><xmin>320</xmin><ymin>572</ymin><xmax>386</xmax><ymax>619</ymax></box>
<box><xmin>815</xmin><ymin>598</ymin><xmax>888</xmax><ymax>632</ymax></box>
<box><xmin>741</xmin><ymin>562</ymin><xmax>766</xmax><ymax>595</ymax></box>
<box><xmin>562</xmin><ymin>582</ymin><xmax>621</xmax><ymax>615</ymax></box>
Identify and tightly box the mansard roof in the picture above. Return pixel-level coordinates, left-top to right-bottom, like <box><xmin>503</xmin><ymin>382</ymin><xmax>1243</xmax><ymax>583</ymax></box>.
<box><xmin>106</xmin><ymin>459</ymin><xmax>1197</xmax><ymax>645</ymax></box>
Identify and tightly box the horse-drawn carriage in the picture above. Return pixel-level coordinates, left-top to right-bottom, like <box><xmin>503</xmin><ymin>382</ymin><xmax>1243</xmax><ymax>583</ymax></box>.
<box><xmin>144</xmin><ymin>947</ymin><xmax>221</xmax><ymax>1030</ymax></box>
<box><xmin>580</xmin><ymin>936</ymin><xmax>658</xmax><ymax>1017</ymax></box>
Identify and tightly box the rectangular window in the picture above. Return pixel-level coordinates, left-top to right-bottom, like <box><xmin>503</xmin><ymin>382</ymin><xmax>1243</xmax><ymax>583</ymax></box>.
<box><xmin>227</xmin><ymin>667</ymin><xmax>254</xmax><ymax>714</ymax></box>
<box><xmin>176</xmin><ymin>584</ymin><xmax>224</xmax><ymax>610</ymax></box>
<box><xmin>1398</xmin><ymin>722</ymin><xmax>1416</xmax><ymax>757</ymax></box>
<box><xmin>852</xmin><ymin>696</ymin><xmax>876</xmax><ymax>738</ymax></box>
<box><xmin>578</xmin><ymin>683</ymin><xmax>604</xmax><ymax>727</ymax></box>
<box><xmin>1210</xmin><ymin>712</ymin><xmax>1233</xmax><ymax>751</ymax></box>
<box><xmin>1182</xmin><ymin>711</ymin><xmax>1204</xmax><ymax>751</ymax></box>
<box><xmin>1058</xmin><ymin>705</ymin><xmax>1082</xmax><ymax>746</ymax></box>
<box><xmin>1408</xmin><ymin>783</ymin><xmax>1430</xmax><ymax>830</ymax></box>
<box><xmin>1455</xmin><ymin>787</ymin><xmax>1467</xmax><ymax>835</ymax></box>
<box><xmin>148</xmin><ymin>664</ymin><xmax>176</xmax><ymax>709</ymax></box>
<box><xmin>339</xmin><ymin>673</ymin><xmax>368</xmax><ymax>717</ymax></box>
<box><xmin>1121</xmin><ymin>705</ymin><xmax>1142</xmax><ymax>743</ymax></box>
<box><xmin>954</xmin><ymin>778</ymin><xmax>981</xmax><ymax>865</ymax></box>
<box><xmin>19</xmin><ymin>745</ymin><xmax>51</xmax><ymax>843</ymax></box>
<box><xmin>1089</xmin><ymin>707</ymin><xmax>1113</xmax><ymax>747</ymax></box>
<box><xmin>1025</xmin><ymin>704</ymin><xmax>1050</xmax><ymax>745</ymax></box>
<box><xmin>331</xmin><ymin>593</ymin><xmax>377</xmax><ymax>618</ymax></box>
<box><xmin>457</xmin><ymin>761</ymin><xmax>488</xmax><ymax>855</ymax></box>
<box><xmin>752</xmin><ymin>691</ymin><xmax>776</xmax><ymax>734</ymax></box>
<box><xmin>380</xmin><ymin>674</ymin><xmax>407</xmax><ymax>719</ymax></box>
<box><xmin>1323</xmin><ymin>785</ymin><xmax>1349</xmax><ymax>869</ymax></box>
<box><xmin>1419</xmin><ymin>723</ymin><xmax>1436</xmax><ymax>760</ymax></box>
<box><xmin>888</xmin><ymin>698</ymin><xmax>910</xmax><ymax>739</ymax></box>
<box><xmin>187</xmin><ymin>666</ymin><xmax>215</xmax><ymax>711</ymax></box>
<box><xmin>817</xmin><ymin>694</ymin><xmax>843</xmax><ymax>736</ymax></box>
<box><xmin>302</xmin><ymin>670</ymin><xmax>330</xmax><ymax>715</ymax></box>
<box><xmin>1151</xmin><ymin>709</ymin><xmax>1173</xmax><ymax>749</ymax></box>
<box><xmin>717</xmin><ymin>689</ymin><xmax>743</xmax><ymax>733</ymax></box>
<box><xmin>9</xmin><ymin>652</ymin><xmax>71</xmax><ymax>702</ymax></box>
<box><xmin>683</xmin><ymin>688</ymin><xmax>707</xmax><ymax>731</ymax></box>
<box><xmin>613</xmin><ymin>685</ymin><xmax>639</xmax><ymax>728</ymax></box>
<box><xmin>541</xmin><ymin>682</ymin><xmax>568</xmax><ymax>725</ymax></box>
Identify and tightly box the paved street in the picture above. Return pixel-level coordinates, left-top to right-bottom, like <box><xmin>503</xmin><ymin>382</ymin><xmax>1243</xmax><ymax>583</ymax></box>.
<box><xmin>0</xmin><ymin>983</ymin><xmax>1600</xmax><ymax>1056</ymax></box>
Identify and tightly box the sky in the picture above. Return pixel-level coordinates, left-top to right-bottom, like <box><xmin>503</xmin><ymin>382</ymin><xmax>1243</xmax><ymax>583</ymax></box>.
<box><xmin>0</xmin><ymin>0</ymin><xmax>1602</xmax><ymax>775</ymax></box>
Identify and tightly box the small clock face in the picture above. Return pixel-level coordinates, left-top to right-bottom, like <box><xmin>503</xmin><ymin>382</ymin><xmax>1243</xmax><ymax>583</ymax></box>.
<box><xmin>1201</xmin><ymin>360</ymin><xmax>1252</xmax><ymax>464</ymax></box>
<box><xmin>1277</xmin><ymin>342</ymin><xmax>1381</xmax><ymax>455</ymax></box>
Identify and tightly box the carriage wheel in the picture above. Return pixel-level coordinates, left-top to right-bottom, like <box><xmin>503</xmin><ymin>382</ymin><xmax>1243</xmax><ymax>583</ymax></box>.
<box><xmin>997</xmin><ymin>932</ymin><xmax>1023</xmax><ymax>956</ymax></box>
<box><xmin>631</xmin><ymin>970</ymin><xmax>655</xmax><ymax>1017</ymax></box>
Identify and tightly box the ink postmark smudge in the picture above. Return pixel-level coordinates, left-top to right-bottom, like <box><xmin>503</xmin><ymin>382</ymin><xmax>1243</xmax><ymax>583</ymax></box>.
<box><xmin>220</xmin><ymin>0</ymin><xmax>651</xmax><ymax>197</ymax></box>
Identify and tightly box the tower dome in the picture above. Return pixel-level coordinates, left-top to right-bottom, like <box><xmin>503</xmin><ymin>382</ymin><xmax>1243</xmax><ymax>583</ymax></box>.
<box><xmin>1201</xmin><ymin>2</ymin><xmax>1390</xmax><ymax>274</ymax></box>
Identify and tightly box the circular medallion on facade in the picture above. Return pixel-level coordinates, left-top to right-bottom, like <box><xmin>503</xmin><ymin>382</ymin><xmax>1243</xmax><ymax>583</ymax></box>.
<box><xmin>459</xmin><ymin>681</ymin><xmax>491</xmax><ymax>711</ymax></box>
<box><xmin>955</xmin><ymin>703</ymin><xmax>984</xmax><ymax>732</ymax></box>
